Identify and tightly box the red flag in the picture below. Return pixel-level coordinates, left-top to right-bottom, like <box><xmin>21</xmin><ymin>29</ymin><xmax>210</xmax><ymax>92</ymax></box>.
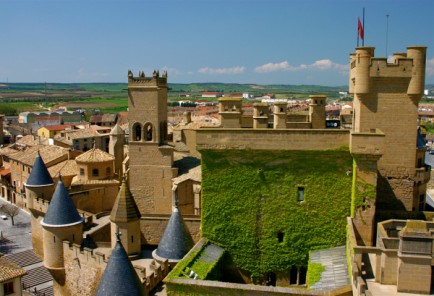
<box><xmin>358</xmin><ymin>17</ymin><xmax>364</xmax><ymax>40</ymax></box>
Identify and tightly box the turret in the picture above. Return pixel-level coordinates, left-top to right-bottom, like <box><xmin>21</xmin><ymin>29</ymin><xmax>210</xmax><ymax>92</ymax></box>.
<box><xmin>253</xmin><ymin>103</ymin><xmax>269</xmax><ymax>128</ymax></box>
<box><xmin>109</xmin><ymin>123</ymin><xmax>125</xmax><ymax>179</ymax></box>
<box><xmin>95</xmin><ymin>233</ymin><xmax>146</xmax><ymax>296</ymax></box>
<box><xmin>152</xmin><ymin>205</ymin><xmax>194</xmax><ymax>267</ymax></box>
<box><xmin>273</xmin><ymin>102</ymin><xmax>287</xmax><ymax>129</ymax></box>
<box><xmin>354</xmin><ymin>47</ymin><xmax>375</xmax><ymax>95</ymax></box>
<box><xmin>218</xmin><ymin>98</ymin><xmax>242</xmax><ymax>128</ymax></box>
<box><xmin>41</xmin><ymin>178</ymin><xmax>83</xmax><ymax>270</ymax></box>
<box><xmin>110</xmin><ymin>178</ymin><xmax>141</xmax><ymax>256</ymax></box>
<box><xmin>25</xmin><ymin>151</ymin><xmax>55</xmax><ymax>210</ymax></box>
<box><xmin>407</xmin><ymin>46</ymin><xmax>427</xmax><ymax>97</ymax></box>
<box><xmin>309</xmin><ymin>95</ymin><xmax>326</xmax><ymax>129</ymax></box>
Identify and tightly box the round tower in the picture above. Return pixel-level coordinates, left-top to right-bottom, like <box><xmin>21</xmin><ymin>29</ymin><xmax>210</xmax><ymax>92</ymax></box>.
<box><xmin>109</xmin><ymin>123</ymin><xmax>125</xmax><ymax>179</ymax></box>
<box><xmin>41</xmin><ymin>178</ymin><xmax>83</xmax><ymax>270</ymax></box>
<box><xmin>25</xmin><ymin>151</ymin><xmax>55</xmax><ymax>257</ymax></box>
<box><xmin>355</xmin><ymin>47</ymin><xmax>375</xmax><ymax>95</ymax></box>
<box><xmin>407</xmin><ymin>46</ymin><xmax>427</xmax><ymax>97</ymax></box>
<box><xmin>95</xmin><ymin>233</ymin><xmax>146</xmax><ymax>296</ymax></box>
<box><xmin>25</xmin><ymin>152</ymin><xmax>55</xmax><ymax>210</ymax></box>
<box><xmin>152</xmin><ymin>205</ymin><xmax>194</xmax><ymax>267</ymax></box>
<box><xmin>110</xmin><ymin>178</ymin><xmax>142</xmax><ymax>256</ymax></box>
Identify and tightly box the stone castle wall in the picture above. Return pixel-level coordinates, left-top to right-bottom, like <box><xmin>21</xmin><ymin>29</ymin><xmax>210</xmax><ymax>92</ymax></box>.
<box><xmin>195</xmin><ymin>128</ymin><xmax>349</xmax><ymax>151</ymax></box>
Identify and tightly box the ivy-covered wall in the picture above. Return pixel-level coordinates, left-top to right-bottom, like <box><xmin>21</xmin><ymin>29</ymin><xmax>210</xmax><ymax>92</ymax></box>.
<box><xmin>201</xmin><ymin>149</ymin><xmax>353</xmax><ymax>281</ymax></box>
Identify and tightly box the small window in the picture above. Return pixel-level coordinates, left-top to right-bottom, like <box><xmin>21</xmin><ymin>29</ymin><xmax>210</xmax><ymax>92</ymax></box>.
<box><xmin>297</xmin><ymin>187</ymin><xmax>305</xmax><ymax>202</ymax></box>
<box><xmin>4</xmin><ymin>281</ymin><xmax>14</xmax><ymax>295</ymax></box>
<box><xmin>92</xmin><ymin>169</ymin><xmax>99</xmax><ymax>177</ymax></box>
<box><xmin>277</xmin><ymin>231</ymin><xmax>284</xmax><ymax>243</ymax></box>
<box><xmin>418</xmin><ymin>158</ymin><xmax>423</xmax><ymax>168</ymax></box>
<box><xmin>131</xmin><ymin>235</ymin><xmax>134</xmax><ymax>243</ymax></box>
<box><xmin>106</xmin><ymin>167</ymin><xmax>111</xmax><ymax>176</ymax></box>
<box><xmin>80</xmin><ymin>168</ymin><xmax>85</xmax><ymax>176</ymax></box>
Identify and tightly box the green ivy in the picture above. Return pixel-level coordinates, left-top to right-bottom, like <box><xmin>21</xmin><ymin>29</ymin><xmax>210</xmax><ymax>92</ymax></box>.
<box><xmin>351</xmin><ymin>159</ymin><xmax>377</xmax><ymax>218</ymax></box>
<box><xmin>307</xmin><ymin>262</ymin><xmax>325</xmax><ymax>287</ymax></box>
<box><xmin>200</xmin><ymin>149</ymin><xmax>353</xmax><ymax>281</ymax></box>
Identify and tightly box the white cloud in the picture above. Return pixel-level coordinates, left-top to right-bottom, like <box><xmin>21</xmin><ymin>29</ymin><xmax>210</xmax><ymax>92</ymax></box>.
<box><xmin>161</xmin><ymin>66</ymin><xmax>180</xmax><ymax>75</ymax></box>
<box><xmin>198</xmin><ymin>66</ymin><xmax>245</xmax><ymax>75</ymax></box>
<box><xmin>254</xmin><ymin>59</ymin><xmax>348</xmax><ymax>75</ymax></box>
<box><xmin>427</xmin><ymin>57</ymin><xmax>434</xmax><ymax>76</ymax></box>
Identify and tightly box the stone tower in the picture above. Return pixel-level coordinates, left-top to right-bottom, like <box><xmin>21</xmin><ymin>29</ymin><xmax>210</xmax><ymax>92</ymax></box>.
<box><xmin>309</xmin><ymin>95</ymin><xmax>326</xmax><ymax>129</ymax></box>
<box><xmin>127</xmin><ymin>70</ymin><xmax>178</xmax><ymax>215</ymax></box>
<box><xmin>218</xmin><ymin>98</ymin><xmax>242</xmax><ymax>128</ymax></box>
<box><xmin>25</xmin><ymin>152</ymin><xmax>55</xmax><ymax>257</ymax></box>
<box><xmin>349</xmin><ymin>46</ymin><xmax>428</xmax><ymax>245</ymax></box>
<box><xmin>273</xmin><ymin>102</ymin><xmax>287</xmax><ymax>128</ymax></box>
<box><xmin>110</xmin><ymin>178</ymin><xmax>142</xmax><ymax>256</ymax></box>
<box><xmin>109</xmin><ymin>122</ymin><xmax>125</xmax><ymax>179</ymax></box>
<box><xmin>40</xmin><ymin>177</ymin><xmax>83</xmax><ymax>295</ymax></box>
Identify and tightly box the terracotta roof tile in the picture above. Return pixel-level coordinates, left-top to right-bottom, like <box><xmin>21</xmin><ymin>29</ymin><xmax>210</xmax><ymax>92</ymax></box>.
<box><xmin>48</xmin><ymin>160</ymin><xmax>78</xmax><ymax>177</ymax></box>
<box><xmin>0</xmin><ymin>257</ymin><xmax>27</xmax><ymax>282</ymax></box>
<box><xmin>9</xmin><ymin>145</ymin><xmax>70</xmax><ymax>167</ymax></box>
<box><xmin>75</xmin><ymin>148</ymin><xmax>115</xmax><ymax>163</ymax></box>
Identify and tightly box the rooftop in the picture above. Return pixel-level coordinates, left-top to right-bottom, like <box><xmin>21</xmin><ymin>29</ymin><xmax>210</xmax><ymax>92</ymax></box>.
<box><xmin>41</xmin><ymin>179</ymin><xmax>83</xmax><ymax>227</ymax></box>
<box><xmin>75</xmin><ymin>147</ymin><xmax>115</xmax><ymax>163</ymax></box>
<box><xmin>0</xmin><ymin>256</ymin><xmax>27</xmax><ymax>282</ymax></box>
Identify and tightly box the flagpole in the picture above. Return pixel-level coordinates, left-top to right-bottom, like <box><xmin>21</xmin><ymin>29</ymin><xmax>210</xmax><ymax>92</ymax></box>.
<box><xmin>362</xmin><ymin>8</ymin><xmax>365</xmax><ymax>46</ymax></box>
<box><xmin>357</xmin><ymin>20</ymin><xmax>359</xmax><ymax>47</ymax></box>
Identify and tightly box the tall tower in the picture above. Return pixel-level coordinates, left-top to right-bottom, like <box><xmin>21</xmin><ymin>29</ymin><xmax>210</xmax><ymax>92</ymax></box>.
<box><xmin>25</xmin><ymin>152</ymin><xmax>55</xmax><ymax>257</ymax></box>
<box><xmin>350</xmin><ymin>46</ymin><xmax>428</xmax><ymax>215</ymax></box>
<box><xmin>109</xmin><ymin>122</ymin><xmax>125</xmax><ymax>179</ymax></box>
<box><xmin>309</xmin><ymin>95</ymin><xmax>326</xmax><ymax>129</ymax></box>
<box><xmin>40</xmin><ymin>178</ymin><xmax>83</xmax><ymax>294</ymax></box>
<box><xmin>127</xmin><ymin>70</ymin><xmax>178</xmax><ymax>215</ymax></box>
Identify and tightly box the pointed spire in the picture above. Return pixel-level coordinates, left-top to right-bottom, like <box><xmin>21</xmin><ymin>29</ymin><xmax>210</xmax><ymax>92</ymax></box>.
<box><xmin>110</xmin><ymin>122</ymin><xmax>124</xmax><ymax>136</ymax></box>
<box><xmin>26</xmin><ymin>151</ymin><xmax>54</xmax><ymax>187</ymax></box>
<box><xmin>95</xmin><ymin>239</ymin><xmax>146</xmax><ymax>296</ymax></box>
<box><xmin>110</xmin><ymin>178</ymin><xmax>141</xmax><ymax>223</ymax></box>
<box><xmin>154</xmin><ymin>205</ymin><xmax>194</xmax><ymax>261</ymax></box>
<box><xmin>41</xmin><ymin>179</ymin><xmax>83</xmax><ymax>227</ymax></box>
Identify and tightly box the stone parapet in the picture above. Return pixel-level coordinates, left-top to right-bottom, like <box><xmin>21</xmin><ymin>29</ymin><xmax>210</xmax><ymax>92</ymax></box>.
<box><xmin>196</xmin><ymin>128</ymin><xmax>349</xmax><ymax>151</ymax></box>
<box><xmin>350</xmin><ymin>130</ymin><xmax>384</xmax><ymax>157</ymax></box>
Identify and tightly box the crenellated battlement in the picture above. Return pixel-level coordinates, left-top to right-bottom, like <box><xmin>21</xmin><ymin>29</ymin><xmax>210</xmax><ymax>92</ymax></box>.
<box><xmin>62</xmin><ymin>240</ymin><xmax>169</xmax><ymax>294</ymax></box>
<box><xmin>127</xmin><ymin>70</ymin><xmax>168</xmax><ymax>88</ymax></box>
<box><xmin>349</xmin><ymin>46</ymin><xmax>426</xmax><ymax>96</ymax></box>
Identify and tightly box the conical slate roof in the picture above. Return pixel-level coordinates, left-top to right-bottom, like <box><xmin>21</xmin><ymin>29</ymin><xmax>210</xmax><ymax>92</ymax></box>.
<box><xmin>26</xmin><ymin>151</ymin><xmax>54</xmax><ymax>187</ymax></box>
<box><xmin>41</xmin><ymin>179</ymin><xmax>83</xmax><ymax>227</ymax></box>
<box><xmin>110</xmin><ymin>179</ymin><xmax>141</xmax><ymax>223</ymax></box>
<box><xmin>155</xmin><ymin>206</ymin><xmax>194</xmax><ymax>260</ymax></box>
<box><xmin>95</xmin><ymin>236</ymin><xmax>146</xmax><ymax>296</ymax></box>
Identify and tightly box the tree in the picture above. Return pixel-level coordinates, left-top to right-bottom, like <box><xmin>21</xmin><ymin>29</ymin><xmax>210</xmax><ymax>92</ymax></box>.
<box><xmin>0</xmin><ymin>203</ymin><xmax>20</xmax><ymax>226</ymax></box>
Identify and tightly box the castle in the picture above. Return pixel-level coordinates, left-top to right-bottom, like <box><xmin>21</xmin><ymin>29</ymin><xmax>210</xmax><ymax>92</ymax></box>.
<box><xmin>2</xmin><ymin>44</ymin><xmax>431</xmax><ymax>296</ymax></box>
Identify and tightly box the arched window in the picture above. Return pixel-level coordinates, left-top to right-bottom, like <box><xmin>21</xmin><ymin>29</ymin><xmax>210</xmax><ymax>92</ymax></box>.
<box><xmin>133</xmin><ymin>123</ymin><xmax>142</xmax><ymax>141</ymax></box>
<box><xmin>144</xmin><ymin>123</ymin><xmax>153</xmax><ymax>141</ymax></box>
<box><xmin>92</xmin><ymin>168</ymin><xmax>99</xmax><ymax>177</ymax></box>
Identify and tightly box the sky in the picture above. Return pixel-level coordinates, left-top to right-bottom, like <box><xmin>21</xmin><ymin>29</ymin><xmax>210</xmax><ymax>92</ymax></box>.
<box><xmin>0</xmin><ymin>0</ymin><xmax>433</xmax><ymax>86</ymax></box>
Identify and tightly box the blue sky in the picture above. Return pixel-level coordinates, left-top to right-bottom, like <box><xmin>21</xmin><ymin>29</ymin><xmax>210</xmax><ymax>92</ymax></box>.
<box><xmin>1</xmin><ymin>0</ymin><xmax>433</xmax><ymax>85</ymax></box>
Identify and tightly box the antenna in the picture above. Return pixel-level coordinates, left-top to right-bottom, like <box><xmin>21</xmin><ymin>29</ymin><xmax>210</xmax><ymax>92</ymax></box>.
<box><xmin>386</xmin><ymin>14</ymin><xmax>390</xmax><ymax>58</ymax></box>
